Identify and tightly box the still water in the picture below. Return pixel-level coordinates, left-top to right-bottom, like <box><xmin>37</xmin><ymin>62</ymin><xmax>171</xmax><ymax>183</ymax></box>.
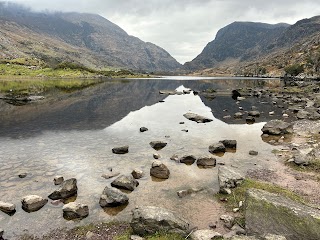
<box><xmin>0</xmin><ymin>77</ymin><xmax>282</xmax><ymax>238</ymax></box>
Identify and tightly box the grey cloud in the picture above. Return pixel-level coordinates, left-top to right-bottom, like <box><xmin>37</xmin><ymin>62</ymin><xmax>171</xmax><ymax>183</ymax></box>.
<box><xmin>4</xmin><ymin>0</ymin><xmax>320</xmax><ymax>63</ymax></box>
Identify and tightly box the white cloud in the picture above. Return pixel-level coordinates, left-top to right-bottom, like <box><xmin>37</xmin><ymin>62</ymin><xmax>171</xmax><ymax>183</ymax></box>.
<box><xmin>3</xmin><ymin>0</ymin><xmax>320</xmax><ymax>63</ymax></box>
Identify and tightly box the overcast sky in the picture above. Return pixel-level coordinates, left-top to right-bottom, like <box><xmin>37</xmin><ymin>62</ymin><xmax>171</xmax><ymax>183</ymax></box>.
<box><xmin>5</xmin><ymin>0</ymin><xmax>320</xmax><ymax>63</ymax></box>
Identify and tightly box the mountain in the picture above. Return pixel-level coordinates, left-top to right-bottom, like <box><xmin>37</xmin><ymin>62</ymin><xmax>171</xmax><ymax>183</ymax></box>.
<box><xmin>184</xmin><ymin>21</ymin><xmax>289</xmax><ymax>70</ymax></box>
<box><xmin>0</xmin><ymin>2</ymin><xmax>181</xmax><ymax>72</ymax></box>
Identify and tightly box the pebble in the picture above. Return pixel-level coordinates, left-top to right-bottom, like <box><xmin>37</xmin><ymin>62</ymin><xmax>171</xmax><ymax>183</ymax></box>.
<box><xmin>153</xmin><ymin>153</ymin><xmax>160</xmax><ymax>159</ymax></box>
<box><xmin>18</xmin><ymin>173</ymin><xmax>27</xmax><ymax>178</ymax></box>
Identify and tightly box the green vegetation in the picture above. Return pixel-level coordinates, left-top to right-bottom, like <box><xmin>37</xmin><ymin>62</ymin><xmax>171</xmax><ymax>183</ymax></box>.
<box><xmin>286</xmin><ymin>159</ymin><xmax>320</xmax><ymax>176</ymax></box>
<box><xmin>284</xmin><ymin>64</ymin><xmax>304</xmax><ymax>76</ymax></box>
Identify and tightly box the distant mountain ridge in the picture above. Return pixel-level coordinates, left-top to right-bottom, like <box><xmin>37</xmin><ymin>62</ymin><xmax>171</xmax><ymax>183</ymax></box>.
<box><xmin>0</xmin><ymin>2</ymin><xmax>181</xmax><ymax>72</ymax></box>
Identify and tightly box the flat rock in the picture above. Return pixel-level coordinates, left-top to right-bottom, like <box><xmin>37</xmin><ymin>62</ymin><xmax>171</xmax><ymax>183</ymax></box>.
<box><xmin>21</xmin><ymin>195</ymin><xmax>48</xmax><ymax>212</ymax></box>
<box><xmin>112</xmin><ymin>145</ymin><xmax>129</xmax><ymax>154</ymax></box>
<box><xmin>48</xmin><ymin>178</ymin><xmax>78</xmax><ymax>200</ymax></box>
<box><xmin>131</xmin><ymin>206</ymin><xmax>189</xmax><ymax>236</ymax></box>
<box><xmin>63</xmin><ymin>202</ymin><xmax>89</xmax><ymax>219</ymax></box>
<box><xmin>149</xmin><ymin>141</ymin><xmax>167</xmax><ymax>150</ymax></box>
<box><xmin>209</xmin><ymin>142</ymin><xmax>226</xmax><ymax>154</ymax></box>
<box><xmin>99</xmin><ymin>187</ymin><xmax>129</xmax><ymax>207</ymax></box>
<box><xmin>183</xmin><ymin>113</ymin><xmax>213</xmax><ymax>123</ymax></box>
<box><xmin>0</xmin><ymin>201</ymin><xmax>16</xmax><ymax>214</ymax></box>
<box><xmin>218</xmin><ymin>166</ymin><xmax>244</xmax><ymax>194</ymax></box>
<box><xmin>196</xmin><ymin>156</ymin><xmax>216</xmax><ymax>168</ymax></box>
<box><xmin>111</xmin><ymin>175</ymin><xmax>139</xmax><ymax>191</ymax></box>
<box><xmin>150</xmin><ymin>161</ymin><xmax>170</xmax><ymax>179</ymax></box>
<box><xmin>220</xmin><ymin>140</ymin><xmax>237</xmax><ymax>149</ymax></box>
<box><xmin>261</xmin><ymin>120</ymin><xmax>293</xmax><ymax>135</ymax></box>
<box><xmin>245</xmin><ymin>189</ymin><xmax>320</xmax><ymax>240</ymax></box>
<box><xmin>179</xmin><ymin>155</ymin><xmax>197</xmax><ymax>165</ymax></box>
<box><xmin>190</xmin><ymin>229</ymin><xmax>222</xmax><ymax>240</ymax></box>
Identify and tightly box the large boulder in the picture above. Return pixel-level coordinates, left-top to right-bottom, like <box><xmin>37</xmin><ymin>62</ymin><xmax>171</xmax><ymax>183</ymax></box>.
<box><xmin>111</xmin><ymin>175</ymin><xmax>139</xmax><ymax>191</ymax></box>
<box><xmin>0</xmin><ymin>201</ymin><xmax>16</xmax><ymax>214</ymax></box>
<box><xmin>218</xmin><ymin>166</ymin><xmax>244</xmax><ymax>194</ymax></box>
<box><xmin>149</xmin><ymin>141</ymin><xmax>167</xmax><ymax>151</ymax></box>
<box><xmin>261</xmin><ymin>120</ymin><xmax>293</xmax><ymax>135</ymax></box>
<box><xmin>21</xmin><ymin>195</ymin><xmax>48</xmax><ymax>212</ymax></box>
<box><xmin>183</xmin><ymin>113</ymin><xmax>213</xmax><ymax>123</ymax></box>
<box><xmin>99</xmin><ymin>187</ymin><xmax>129</xmax><ymax>207</ymax></box>
<box><xmin>131</xmin><ymin>206</ymin><xmax>189</xmax><ymax>236</ymax></box>
<box><xmin>150</xmin><ymin>161</ymin><xmax>170</xmax><ymax>179</ymax></box>
<box><xmin>62</xmin><ymin>202</ymin><xmax>89</xmax><ymax>219</ymax></box>
<box><xmin>245</xmin><ymin>189</ymin><xmax>320</xmax><ymax>240</ymax></box>
<box><xmin>209</xmin><ymin>142</ymin><xmax>226</xmax><ymax>154</ymax></box>
<box><xmin>112</xmin><ymin>145</ymin><xmax>129</xmax><ymax>154</ymax></box>
<box><xmin>196</xmin><ymin>156</ymin><xmax>216</xmax><ymax>168</ymax></box>
<box><xmin>48</xmin><ymin>178</ymin><xmax>78</xmax><ymax>200</ymax></box>
<box><xmin>179</xmin><ymin>155</ymin><xmax>197</xmax><ymax>165</ymax></box>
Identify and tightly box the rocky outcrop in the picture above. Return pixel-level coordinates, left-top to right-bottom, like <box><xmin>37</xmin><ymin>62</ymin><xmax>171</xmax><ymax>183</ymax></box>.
<box><xmin>111</xmin><ymin>175</ymin><xmax>139</xmax><ymax>191</ymax></box>
<box><xmin>183</xmin><ymin>113</ymin><xmax>213</xmax><ymax>123</ymax></box>
<box><xmin>218</xmin><ymin>166</ymin><xmax>244</xmax><ymax>194</ymax></box>
<box><xmin>112</xmin><ymin>146</ymin><xmax>129</xmax><ymax>154</ymax></box>
<box><xmin>131</xmin><ymin>206</ymin><xmax>189</xmax><ymax>236</ymax></box>
<box><xmin>150</xmin><ymin>161</ymin><xmax>170</xmax><ymax>179</ymax></box>
<box><xmin>245</xmin><ymin>189</ymin><xmax>320</xmax><ymax>240</ymax></box>
<box><xmin>196</xmin><ymin>156</ymin><xmax>216</xmax><ymax>168</ymax></box>
<box><xmin>0</xmin><ymin>201</ymin><xmax>16</xmax><ymax>214</ymax></box>
<box><xmin>179</xmin><ymin>155</ymin><xmax>197</xmax><ymax>165</ymax></box>
<box><xmin>99</xmin><ymin>187</ymin><xmax>129</xmax><ymax>207</ymax></box>
<box><xmin>62</xmin><ymin>202</ymin><xmax>89</xmax><ymax>219</ymax></box>
<box><xmin>209</xmin><ymin>142</ymin><xmax>226</xmax><ymax>154</ymax></box>
<box><xmin>21</xmin><ymin>195</ymin><xmax>48</xmax><ymax>212</ymax></box>
<box><xmin>261</xmin><ymin>120</ymin><xmax>293</xmax><ymax>135</ymax></box>
<box><xmin>149</xmin><ymin>141</ymin><xmax>167</xmax><ymax>151</ymax></box>
<box><xmin>48</xmin><ymin>178</ymin><xmax>78</xmax><ymax>200</ymax></box>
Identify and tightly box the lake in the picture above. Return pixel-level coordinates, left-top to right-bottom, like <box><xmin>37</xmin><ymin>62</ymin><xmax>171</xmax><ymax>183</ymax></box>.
<box><xmin>0</xmin><ymin>76</ymin><xmax>285</xmax><ymax>238</ymax></box>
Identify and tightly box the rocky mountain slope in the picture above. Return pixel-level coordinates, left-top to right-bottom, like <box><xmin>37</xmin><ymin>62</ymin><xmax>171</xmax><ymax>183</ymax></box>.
<box><xmin>185</xmin><ymin>16</ymin><xmax>320</xmax><ymax>78</ymax></box>
<box><xmin>0</xmin><ymin>2</ymin><xmax>181</xmax><ymax>72</ymax></box>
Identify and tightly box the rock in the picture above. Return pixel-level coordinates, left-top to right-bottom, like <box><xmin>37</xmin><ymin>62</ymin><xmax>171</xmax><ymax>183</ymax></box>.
<box><xmin>131</xmin><ymin>206</ymin><xmax>189</xmax><ymax>236</ymax></box>
<box><xmin>209</xmin><ymin>142</ymin><xmax>226</xmax><ymax>154</ymax></box>
<box><xmin>150</xmin><ymin>161</ymin><xmax>170</xmax><ymax>179</ymax></box>
<box><xmin>177</xmin><ymin>188</ymin><xmax>203</xmax><ymax>198</ymax></box>
<box><xmin>261</xmin><ymin>120</ymin><xmax>293</xmax><ymax>135</ymax></box>
<box><xmin>153</xmin><ymin>153</ymin><xmax>160</xmax><ymax>159</ymax></box>
<box><xmin>112</xmin><ymin>145</ymin><xmax>129</xmax><ymax>154</ymax></box>
<box><xmin>0</xmin><ymin>201</ymin><xmax>16</xmax><ymax>214</ymax></box>
<box><xmin>248</xmin><ymin>111</ymin><xmax>260</xmax><ymax>117</ymax></box>
<box><xmin>159</xmin><ymin>90</ymin><xmax>176</xmax><ymax>95</ymax></box>
<box><xmin>231</xmin><ymin>224</ymin><xmax>246</xmax><ymax>235</ymax></box>
<box><xmin>234</xmin><ymin>112</ymin><xmax>244</xmax><ymax>118</ymax></box>
<box><xmin>170</xmin><ymin>154</ymin><xmax>179</xmax><ymax>162</ymax></box>
<box><xmin>230</xmin><ymin>236</ymin><xmax>259</xmax><ymax>240</ymax></box>
<box><xmin>48</xmin><ymin>178</ymin><xmax>78</xmax><ymax>200</ymax></box>
<box><xmin>246</xmin><ymin>116</ymin><xmax>255</xmax><ymax>124</ymax></box>
<box><xmin>183</xmin><ymin>113</ymin><xmax>213</xmax><ymax>123</ymax></box>
<box><xmin>21</xmin><ymin>195</ymin><xmax>48</xmax><ymax>212</ymax></box>
<box><xmin>179</xmin><ymin>155</ymin><xmax>197</xmax><ymax>165</ymax></box>
<box><xmin>197</xmin><ymin>156</ymin><xmax>216</xmax><ymax>168</ymax></box>
<box><xmin>132</xmin><ymin>169</ymin><xmax>144</xmax><ymax>179</ymax></box>
<box><xmin>269</xmin><ymin>111</ymin><xmax>275</xmax><ymax>115</ymax></box>
<box><xmin>99</xmin><ymin>187</ymin><xmax>129</xmax><ymax>207</ymax></box>
<box><xmin>190</xmin><ymin>229</ymin><xmax>222</xmax><ymax>240</ymax></box>
<box><xmin>296</xmin><ymin>110</ymin><xmax>310</xmax><ymax>119</ymax></box>
<box><xmin>293</xmin><ymin>154</ymin><xmax>310</xmax><ymax>166</ymax></box>
<box><xmin>140</xmin><ymin>127</ymin><xmax>148</xmax><ymax>132</ymax></box>
<box><xmin>101</xmin><ymin>172</ymin><xmax>120</xmax><ymax>179</ymax></box>
<box><xmin>249</xmin><ymin>150</ymin><xmax>258</xmax><ymax>156</ymax></box>
<box><xmin>245</xmin><ymin>189</ymin><xmax>320</xmax><ymax>240</ymax></box>
<box><xmin>232</xmin><ymin>90</ymin><xmax>241</xmax><ymax>100</ymax></box>
<box><xmin>264</xmin><ymin>234</ymin><xmax>287</xmax><ymax>240</ymax></box>
<box><xmin>220</xmin><ymin>214</ymin><xmax>235</xmax><ymax>229</ymax></box>
<box><xmin>62</xmin><ymin>202</ymin><xmax>89</xmax><ymax>219</ymax></box>
<box><xmin>149</xmin><ymin>141</ymin><xmax>167</xmax><ymax>150</ymax></box>
<box><xmin>218</xmin><ymin>166</ymin><xmax>244</xmax><ymax>194</ymax></box>
<box><xmin>220</xmin><ymin>140</ymin><xmax>237</xmax><ymax>149</ymax></box>
<box><xmin>86</xmin><ymin>231</ymin><xmax>97</xmax><ymax>239</ymax></box>
<box><xmin>18</xmin><ymin>173</ymin><xmax>27</xmax><ymax>178</ymax></box>
<box><xmin>111</xmin><ymin>175</ymin><xmax>139</xmax><ymax>191</ymax></box>
<box><xmin>53</xmin><ymin>176</ymin><xmax>64</xmax><ymax>185</ymax></box>
<box><xmin>130</xmin><ymin>235</ymin><xmax>145</xmax><ymax>240</ymax></box>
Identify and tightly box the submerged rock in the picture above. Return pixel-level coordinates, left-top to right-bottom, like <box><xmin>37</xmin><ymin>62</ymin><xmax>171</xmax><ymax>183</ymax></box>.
<box><xmin>261</xmin><ymin>120</ymin><xmax>293</xmax><ymax>135</ymax></box>
<box><xmin>234</xmin><ymin>112</ymin><xmax>244</xmax><ymax>118</ymax></box>
<box><xmin>112</xmin><ymin>145</ymin><xmax>129</xmax><ymax>154</ymax></box>
<box><xmin>111</xmin><ymin>175</ymin><xmax>139</xmax><ymax>191</ymax></box>
<box><xmin>150</xmin><ymin>161</ymin><xmax>170</xmax><ymax>179</ymax></box>
<box><xmin>245</xmin><ymin>189</ymin><xmax>320</xmax><ymax>240</ymax></box>
<box><xmin>131</xmin><ymin>206</ymin><xmax>189</xmax><ymax>236</ymax></box>
<box><xmin>248</xmin><ymin>111</ymin><xmax>261</xmax><ymax>117</ymax></box>
<box><xmin>183</xmin><ymin>112</ymin><xmax>213</xmax><ymax>123</ymax></box>
<box><xmin>63</xmin><ymin>202</ymin><xmax>89</xmax><ymax>219</ymax></box>
<box><xmin>99</xmin><ymin>187</ymin><xmax>129</xmax><ymax>207</ymax></box>
<box><xmin>48</xmin><ymin>178</ymin><xmax>78</xmax><ymax>200</ymax></box>
<box><xmin>21</xmin><ymin>195</ymin><xmax>48</xmax><ymax>212</ymax></box>
<box><xmin>149</xmin><ymin>141</ymin><xmax>167</xmax><ymax>150</ymax></box>
<box><xmin>209</xmin><ymin>142</ymin><xmax>226</xmax><ymax>154</ymax></box>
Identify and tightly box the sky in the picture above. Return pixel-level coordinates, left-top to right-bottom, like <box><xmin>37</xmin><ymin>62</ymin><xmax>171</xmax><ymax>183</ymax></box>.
<box><xmin>4</xmin><ymin>0</ymin><xmax>320</xmax><ymax>64</ymax></box>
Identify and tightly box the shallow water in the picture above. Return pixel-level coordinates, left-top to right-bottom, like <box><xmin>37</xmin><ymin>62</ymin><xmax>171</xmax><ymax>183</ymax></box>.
<box><xmin>0</xmin><ymin>77</ymin><xmax>282</xmax><ymax>238</ymax></box>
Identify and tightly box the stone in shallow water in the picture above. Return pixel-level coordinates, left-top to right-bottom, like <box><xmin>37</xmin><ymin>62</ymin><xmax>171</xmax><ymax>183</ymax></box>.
<box><xmin>149</xmin><ymin>141</ymin><xmax>167</xmax><ymax>150</ymax></box>
<box><xmin>21</xmin><ymin>195</ymin><xmax>48</xmax><ymax>212</ymax></box>
<box><xmin>111</xmin><ymin>175</ymin><xmax>139</xmax><ymax>191</ymax></box>
<box><xmin>196</xmin><ymin>156</ymin><xmax>216</xmax><ymax>168</ymax></box>
<box><xmin>179</xmin><ymin>155</ymin><xmax>197</xmax><ymax>165</ymax></box>
<box><xmin>0</xmin><ymin>201</ymin><xmax>16</xmax><ymax>214</ymax></box>
<box><xmin>48</xmin><ymin>178</ymin><xmax>78</xmax><ymax>200</ymax></box>
<box><xmin>112</xmin><ymin>145</ymin><xmax>129</xmax><ymax>154</ymax></box>
<box><xmin>139</xmin><ymin>127</ymin><xmax>148</xmax><ymax>132</ymax></box>
<box><xmin>219</xmin><ymin>140</ymin><xmax>237</xmax><ymax>149</ymax></box>
<box><xmin>183</xmin><ymin>112</ymin><xmax>213</xmax><ymax>123</ymax></box>
<box><xmin>209</xmin><ymin>142</ymin><xmax>226</xmax><ymax>154</ymax></box>
<box><xmin>131</xmin><ymin>169</ymin><xmax>144</xmax><ymax>179</ymax></box>
<box><xmin>53</xmin><ymin>176</ymin><xmax>64</xmax><ymax>185</ymax></box>
<box><xmin>150</xmin><ymin>161</ymin><xmax>170</xmax><ymax>179</ymax></box>
<box><xmin>62</xmin><ymin>202</ymin><xmax>89</xmax><ymax>220</ymax></box>
<box><xmin>99</xmin><ymin>187</ymin><xmax>129</xmax><ymax>207</ymax></box>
